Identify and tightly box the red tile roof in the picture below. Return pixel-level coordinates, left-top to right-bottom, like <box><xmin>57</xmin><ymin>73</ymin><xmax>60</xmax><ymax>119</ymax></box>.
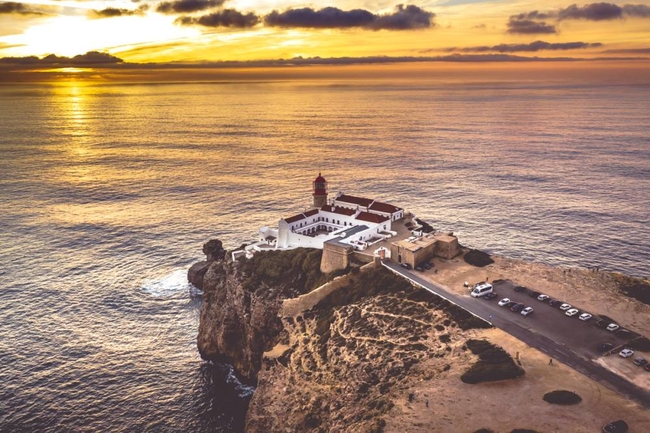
<box><xmin>356</xmin><ymin>211</ymin><xmax>389</xmax><ymax>224</ymax></box>
<box><xmin>304</xmin><ymin>208</ymin><xmax>319</xmax><ymax>217</ymax></box>
<box><xmin>284</xmin><ymin>213</ymin><xmax>306</xmax><ymax>224</ymax></box>
<box><xmin>369</xmin><ymin>201</ymin><xmax>402</xmax><ymax>214</ymax></box>
<box><xmin>335</xmin><ymin>194</ymin><xmax>374</xmax><ymax>207</ymax></box>
<box><xmin>321</xmin><ymin>205</ymin><xmax>356</xmax><ymax>216</ymax></box>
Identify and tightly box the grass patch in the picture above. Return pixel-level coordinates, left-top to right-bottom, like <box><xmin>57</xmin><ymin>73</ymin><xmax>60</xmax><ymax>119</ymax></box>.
<box><xmin>464</xmin><ymin>249</ymin><xmax>495</xmax><ymax>267</ymax></box>
<box><xmin>543</xmin><ymin>390</ymin><xmax>582</xmax><ymax>405</ymax></box>
<box><xmin>615</xmin><ymin>275</ymin><xmax>650</xmax><ymax>305</ymax></box>
<box><xmin>461</xmin><ymin>339</ymin><xmax>524</xmax><ymax>384</ymax></box>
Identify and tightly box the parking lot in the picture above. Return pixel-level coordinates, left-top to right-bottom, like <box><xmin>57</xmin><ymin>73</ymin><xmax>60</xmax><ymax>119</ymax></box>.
<box><xmin>483</xmin><ymin>280</ymin><xmax>639</xmax><ymax>361</ymax></box>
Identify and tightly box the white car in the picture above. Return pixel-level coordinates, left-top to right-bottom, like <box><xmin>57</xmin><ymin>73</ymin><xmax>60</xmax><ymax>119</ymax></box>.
<box><xmin>607</xmin><ymin>323</ymin><xmax>620</xmax><ymax>332</ymax></box>
<box><xmin>521</xmin><ymin>307</ymin><xmax>534</xmax><ymax>316</ymax></box>
<box><xmin>565</xmin><ymin>308</ymin><xmax>580</xmax><ymax>317</ymax></box>
<box><xmin>579</xmin><ymin>313</ymin><xmax>593</xmax><ymax>321</ymax></box>
<box><xmin>559</xmin><ymin>303</ymin><xmax>572</xmax><ymax>311</ymax></box>
<box><xmin>498</xmin><ymin>298</ymin><xmax>511</xmax><ymax>307</ymax></box>
<box><xmin>619</xmin><ymin>349</ymin><xmax>634</xmax><ymax>358</ymax></box>
<box><xmin>537</xmin><ymin>294</ymin><xmax>549</xmax><ymax>302</ymax></box>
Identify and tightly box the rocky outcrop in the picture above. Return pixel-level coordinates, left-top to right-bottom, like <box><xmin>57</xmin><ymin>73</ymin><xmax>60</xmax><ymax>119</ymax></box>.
<box><xmin>187</xmin><ymin>239</ymin><xmax>227</xmax><ymax>290</ymax></box>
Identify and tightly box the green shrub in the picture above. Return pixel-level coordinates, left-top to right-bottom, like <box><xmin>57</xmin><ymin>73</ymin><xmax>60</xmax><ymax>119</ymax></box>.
<box><xmin>461</xmin><ymin>339</ymin><xmax>524</xmax><ymax>384</ymax></box>
<box><xmin>463</xmin><ymin>249</ymin><xmax>494</xmax><ymax>267</ymax></box>
<box><xmin>543</xmin><ymin>390</ymin><xmax>582</xmax><ymax>405</ymax></box>
<box><xmin>628</xmin><ymin>336</ymin><xmax>650</xmax><ymax>352</ymax></box>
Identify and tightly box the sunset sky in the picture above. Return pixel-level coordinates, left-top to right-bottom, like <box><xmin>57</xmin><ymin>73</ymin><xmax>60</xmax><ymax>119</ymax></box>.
<box><xmin>1</xmin><ymin>0</ymin><xmax>649</xmax><ymax>80</ymax></box>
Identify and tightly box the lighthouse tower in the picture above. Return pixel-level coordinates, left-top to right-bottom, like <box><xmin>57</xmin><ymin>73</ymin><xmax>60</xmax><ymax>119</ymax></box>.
<box><xmin>312</xmin><ymin>173</ymin><xmax>328</xmax><ymax>208</ymax></box>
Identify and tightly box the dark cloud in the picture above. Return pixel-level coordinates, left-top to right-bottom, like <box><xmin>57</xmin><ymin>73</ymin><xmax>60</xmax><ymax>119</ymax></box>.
<box><xmin>92</xmin><ymin>5</ymin><xmax>148</xmax><ymax>18</ymax></box>
<box><xmin>156</xmin><ymin>0</ymin><xmax>224</xmax><ymax>14</ymax></box>
<box><xmin>264</xmin><ymin>4</ymin><xmax>435</xmax><ymax>30</ymax></box>
<box><xmin>601</xmin><ymin>47</ymin><xmax>650</xmax><ymax>54</ymax></box>
<box><xmin>621</xmin><ymin>4</ymin><xmax>650</xmax><ymax>17</ymax></box>
<box><xmin>0</xmin><ymin>51</ymin><xmax>124</xmax><ymax>66</ymax></box>
<box><xmin>442</xmin><ymin>40</ymin><xmax>603</xmax><ymax>53</ymax></box>
<box><xmin>507</xmin><ymin>18</ymin><xmax>557</xmax><ymax>34</ymax></box>
<box><xmin>176</xmin><ymin>9</ymin><xmax>260</xmax><ymax>28</ymax></box>
<box><xmin>557</xmin><ymin>3</ymin><xmax>623</xmax><ymax>21</ymax></box>
<box><xmin>0</xmin><ymin>2</ymin><xmax>43</xmax><ymax>15</ymax></box>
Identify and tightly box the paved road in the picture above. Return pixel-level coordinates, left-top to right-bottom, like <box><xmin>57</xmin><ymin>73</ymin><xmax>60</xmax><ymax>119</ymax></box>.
<box><xmin>382</xmin><ymin>260</ymin><xmax>650</xmax><ymax>410</ymax></box>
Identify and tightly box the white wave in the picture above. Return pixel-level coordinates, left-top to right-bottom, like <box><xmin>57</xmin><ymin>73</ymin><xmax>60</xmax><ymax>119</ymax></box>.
<box><xmin>141</xmin><ymin>269</ymin><xmax>194</xmax><ymax>297</ymax></box>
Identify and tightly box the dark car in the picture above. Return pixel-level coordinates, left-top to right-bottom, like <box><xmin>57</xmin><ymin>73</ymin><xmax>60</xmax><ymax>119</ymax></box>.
<box><xmin>596</xmin><ymin>319</ymin><xmax>608</xmax><ymax>329</ymax></box>
<box><xmin>602</xmin><ymin>420</ymin><xmax>628</xmax><ymax>433</ymax></box>
<box><xmin>514</xmin><ymin>286</ymin><xmax>527</xmax><ymax>293</ymax></box>
<box><xmin>423</xmin><ymin>262</ymin><xmax>432</xmax><ymax>270</ymax></box>
<box><xmin>510</xmin><ymin>303</ymin><xmax>525</xmax><ymax>313</ymax></box>
<box><xmin>529</xmin><ymin>291</ymin><xmax>541</xmax><ymax>298</ymax></box>
<box><xmin>633</xmin><ymin>357</ymin><xmax>648</xmax><ymax>367</ymax></box>
<box><xmin>598</xmin><ymin>342</ymin><xmax>614</xmax><ymax>352</ymax></box>
<box><xmin>400</xmin><ymin>263</ymin><xmax>412</xmax><ymax>270</ymax></box>
<box><xmin>505</xmin><ymin>301</ymin><xmax>516</xmax><ymax>308</ymax></box>
<box><xmin>484</xmin><ymin>292</ymin><xmax>498</xmax><ymax>300</ymax></box>
<box><xmin>549</xmin><ymin>299</ymin><xmax>563</xmax><ymax>308</ymax></box>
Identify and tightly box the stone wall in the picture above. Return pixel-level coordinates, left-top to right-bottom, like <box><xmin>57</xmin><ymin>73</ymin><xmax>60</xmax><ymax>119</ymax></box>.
<box><xmin>320</xmin><ymin>241</ymin><xmax>353</xmax><ymax>273</ymax></box>
<box><xmin>282</xmin><ymin>261</ymin><xmax>376</xmax><ymax>317</ymax></box>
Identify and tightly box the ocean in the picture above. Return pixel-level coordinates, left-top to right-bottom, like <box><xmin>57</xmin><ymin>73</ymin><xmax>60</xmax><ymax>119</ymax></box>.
<box><xmin>1</xmin><ymin>79</ymin><xmax>649</xmax><ymax>432</ymax></box>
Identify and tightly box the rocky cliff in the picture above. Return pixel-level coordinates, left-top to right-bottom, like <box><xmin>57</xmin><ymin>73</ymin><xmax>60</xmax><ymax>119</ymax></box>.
<box><xmin>192</xmin><ymin>242</ymin><xmax>340</xmax><ymax>384</ymax></box>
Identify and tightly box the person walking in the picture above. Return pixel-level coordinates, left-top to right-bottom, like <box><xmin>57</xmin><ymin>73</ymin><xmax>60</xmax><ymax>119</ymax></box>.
<box><xmin>549</xmin><ymin>358</ymin><xmax>553</xmax><ymax>365</ymax></box>
<box><xmin>425</xmin><ymin>399</ymin><xmax>429</xmax><ymax>408</ymax></box>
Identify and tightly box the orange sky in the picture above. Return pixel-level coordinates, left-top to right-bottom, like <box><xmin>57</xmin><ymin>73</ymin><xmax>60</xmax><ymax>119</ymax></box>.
<box><xmin>1</xmin><ymin>1</ymin><xmax>649</xmax><ymax>80</ymax></box>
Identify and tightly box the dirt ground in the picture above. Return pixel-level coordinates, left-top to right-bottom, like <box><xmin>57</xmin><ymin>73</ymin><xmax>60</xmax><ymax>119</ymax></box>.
<box><xmin>384</xmin><ymin>253</ymin><xmax>650</xmax><ymax>432</ymax></box>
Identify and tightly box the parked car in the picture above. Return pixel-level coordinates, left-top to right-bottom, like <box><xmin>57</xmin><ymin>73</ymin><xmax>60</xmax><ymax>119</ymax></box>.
<box><xmin>415</xmin><ymin>266</ymin><xmax>424</xmax><ymax>272</ymax></box>
<box><xmin>528</xmin><ymin>291</ymin><xmax>541</xmax><ymax>298</ymax></box>
<box><xmin>579</xmin><ymin>313</ymin><xmax>593</xmax><ymax>321</ymax></box>
<box><xmin>598</xmin><ymin>342</ymin><xmax>614</xmax><ymax>352</ymax></box>
<box><xmin>423</xmin><ymin>262</ymin><xmax>432</xmax><ymax>270</ymax></box>
<box><xmin>514</xmin><ymin>286</ymin><xmax>527</xmax><ymax>292</ymax></box>
<box><xmin>607</xmin><ymin>323</ymin><xmax>620</xmax><ymax>332</ymax></box>
<box><xmin>602</xmin><ymin>420</ymin><xmax>628</xmax><ymax>433</ymax></box>
<box><xmin>510</xmin><ymin>303</ymin><xmax>525</xmax><ymax>313</ymax></box>
<box><xmin>470</xmin><ymin>283</ymin><xmax>494</xmax><ymax>298</ymax></box>
<box><xmin>400</xmin><ymin>263</ymin><xmax>412</xmax><ymax>270</ymax></box>
<box><xmin>565</xmin><ymin>308</ymin><xmax>580</xmax><ymax>317</ymax></box>
<box><xmin>549</xmin><ymin>299</ymin><xmax>562</xmax><ymax>308</ymax></box>
<box><xmin>619</xmin><ymin>348</ymin><xmax>634</xmax><ymax>358</ymax></box>
<box><xmin>633</xmin><ymin>357</ymin><xmax>648</xmax><ymax>366</ymax></box>
<box><xmin>559</xmin><ymin>303</ymin><xmax>572</xmax><ymax>311</ymax></box>
<box><xmin>484</xmin><ymin>292</ymin><xmax>498</xmax><ymax>300</ymax></box>
<box><xmin>498</xmin><ymin>298</ymin><xmax>511</xmax><ymax>307</ymax></box>
<box><xmin>537</xmin><ymin>294</ymin><xmax>550</xmax><ymax>302</ymax></box>
<box><xmin>521</xmin><ymin>307</ymin><xmax>534</xmax><ymax>316</ymax></box>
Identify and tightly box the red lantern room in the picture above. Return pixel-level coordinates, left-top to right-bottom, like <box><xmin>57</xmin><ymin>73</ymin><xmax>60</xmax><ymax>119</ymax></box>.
<box><xmin>312</xmin><ymin>173</ymin><xmax>328</xmax><ymax>208</ymax></box>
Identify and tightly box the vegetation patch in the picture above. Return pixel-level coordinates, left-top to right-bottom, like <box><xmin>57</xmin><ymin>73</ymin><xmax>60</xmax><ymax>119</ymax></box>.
<box><xmin>238</xmin><ymin>248</ymin><xmax>347</xmax><ymax>298</ymax></box>
<box><xmin>461</xmin><ymin>339</ymin><xmax>524</xmax><ymax>384</ymax></box>
<box><xmin>464</xmin><ymin>249</ymin><xmax>495</xmax><ymax>267</ymax></box>
<box><xmin>615</xmin><ymin>275</ymin><xmax>650</xmax><ymax>305</ymax></box>
<box><xmin>543</xmin><ymin>390</ymin><xmax>582</xmax><ymax>405</ymax></box>
<box><xmin>414</xmin><ymin>218</ymin><xmax>434</xmax><ymax>233</ymax></box>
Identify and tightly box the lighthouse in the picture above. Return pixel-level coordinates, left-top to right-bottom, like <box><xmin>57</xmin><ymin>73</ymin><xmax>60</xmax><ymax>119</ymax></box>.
<box><xmin>312</xmin><ymin>173</ymin><xmax>328</xmax><ymax>208</ymax></box>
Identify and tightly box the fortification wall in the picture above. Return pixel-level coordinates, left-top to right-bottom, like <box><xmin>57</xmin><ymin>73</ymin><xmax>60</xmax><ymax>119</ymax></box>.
<box><xmin>282</xmin><ymin>261</ymin><xmax>376</xmax><ymax>317</ymax></box>
<box><xmin>320</xmin><ymin>241</ymin><xmax>353</xmax><ymax>273</ymax></box>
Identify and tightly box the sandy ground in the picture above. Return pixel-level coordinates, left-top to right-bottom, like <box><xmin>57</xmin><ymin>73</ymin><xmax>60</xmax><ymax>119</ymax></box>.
<box><xmin>386</xmin><ymin>328</ymin><xmax>650</xmax><ymax>433</ymax></box>
<box><xmin>384</xmin><ymin>253</ymin><xmax>650</xmax><ymax>432</ymax></box>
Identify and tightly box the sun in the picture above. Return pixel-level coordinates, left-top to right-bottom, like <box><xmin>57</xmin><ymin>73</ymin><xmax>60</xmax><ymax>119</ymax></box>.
<box><xmin>0</xmin><ymin>12</ymin><xmax>199</xmax><ymax>60</ymax></box>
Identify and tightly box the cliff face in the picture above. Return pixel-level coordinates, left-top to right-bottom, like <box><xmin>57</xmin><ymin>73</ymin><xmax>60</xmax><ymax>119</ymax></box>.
<box><xmin>194</xmin><ymin>245</ymin><xmax>333</xmax><ymax>384</ymax></box>
<box><xmin>197</xmin><ymin>259</ymin><xmax>286</xmax><ymax>383</ymax></box>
